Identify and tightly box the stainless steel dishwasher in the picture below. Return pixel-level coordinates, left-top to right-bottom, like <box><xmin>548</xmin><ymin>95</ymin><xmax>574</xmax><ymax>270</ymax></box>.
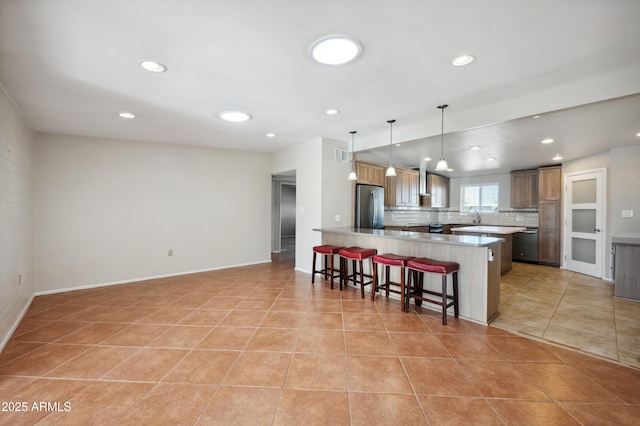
<box><xmin>512</xmin><ymin>228</ymin><xmax>538</xmax><ymax>263</ymax></box>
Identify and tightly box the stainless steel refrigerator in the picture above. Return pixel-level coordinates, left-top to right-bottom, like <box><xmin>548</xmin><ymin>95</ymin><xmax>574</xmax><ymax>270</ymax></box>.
<box><xmin>355</xmin><ymin>184</ymin><xmax>385</xmax><ymax>229</ymax></box>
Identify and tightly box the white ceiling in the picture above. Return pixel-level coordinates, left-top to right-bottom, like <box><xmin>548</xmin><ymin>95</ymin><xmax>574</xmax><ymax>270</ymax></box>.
<box><xmin>1</xmin><ymin>0</ymin><xmax>639</xmax><ymax>177</ymax></box>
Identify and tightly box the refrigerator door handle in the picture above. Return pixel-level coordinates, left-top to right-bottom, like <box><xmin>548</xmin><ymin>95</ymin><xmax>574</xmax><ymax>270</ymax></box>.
<box><xmin>372</xmin><ymin>190</ymin><xmax>378</xmax><ymax>227</ymax></box>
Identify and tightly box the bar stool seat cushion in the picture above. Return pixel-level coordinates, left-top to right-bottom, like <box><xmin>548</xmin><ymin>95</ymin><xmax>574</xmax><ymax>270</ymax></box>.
<box><xmin>313</xmin><ymin>245</ymin><xmax>342</xmax><ymax>255</ymax></box>
<box><xmin>407</xmin><ymin>258</ymin><xmax>459</xmax><ymax>275</ymax></box>
<box><xmin>373</xmin><ymin>253</ymin><xmax>413</xmax><ymax>267</ymax></box>
<box><xmin>339</xmin><ymin>247</ymin><xmax>377</xmax><ymax>260</ymax></box>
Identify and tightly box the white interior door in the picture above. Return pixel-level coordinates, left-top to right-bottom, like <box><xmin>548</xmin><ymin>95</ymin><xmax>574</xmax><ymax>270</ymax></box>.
<box><xmin>564</xmin><ymin>169</ymin><xmax>605</xmax><ymax>277</ymax></box>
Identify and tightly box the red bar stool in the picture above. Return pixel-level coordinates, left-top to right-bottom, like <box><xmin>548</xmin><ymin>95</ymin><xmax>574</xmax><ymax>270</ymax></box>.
<box><xmin>338</xmin><ymin>246</ymin><xmax>377</xmax><ymax>298</ymax></box>
<box><xmin>371</xmin><ymin>253</ymin><xmax>414</xmax><ymax>311</ymax></box>
<box><xmin>312</xmin><ymin>245</ymin><xmax>343</xmax><ymax>289</ymax></box>
<box><xmin>406</xmin><ymin>257</ymin><xmax>459</xmax><ymax>325</ymax></box>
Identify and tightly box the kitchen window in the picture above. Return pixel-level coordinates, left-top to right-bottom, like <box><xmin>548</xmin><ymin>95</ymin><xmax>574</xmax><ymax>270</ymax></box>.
<box><xmin>460</xmin><ymin>183</ymin><xmax>499</xmax><ymax>213</ymax></box>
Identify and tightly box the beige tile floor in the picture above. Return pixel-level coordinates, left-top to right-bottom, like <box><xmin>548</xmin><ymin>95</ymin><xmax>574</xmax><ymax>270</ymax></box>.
<box><xmin>493</xmin><ymin>262</ymin><xmax>640</xmax><ymax>368</ymax></box>
<box><xmin>0</xmin><ymin>253</ymin><xmax>639</xmax><ymax>425</ymax></box>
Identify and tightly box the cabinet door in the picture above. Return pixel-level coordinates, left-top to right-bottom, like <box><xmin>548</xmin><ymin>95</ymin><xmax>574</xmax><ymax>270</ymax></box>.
<box><xmin>384</xmin><ymin>174</ymin><xmax>396</xmax><ymax>206</ymax></box>
<box><xmin>428</xmin><ymin>174</ymin><xmax>450</xmax><ymax>208</ymax></box>
<box><xmin>538</xmin><ymin>201</ymin><xmax>561</xmax><ymax>265</ymax></box>
<box><xmin>539</xmin><ymin>166</ymin><xmax>562</xmax><ymax>201</ymax></box>
<box><xmin>356</xmin><ymin>162</ymin><xmax>385</xmax><ymax>186</ymax></box>
<box><xmin>511</xmin><ymin>170</ymin><xmax>538</xmax><ymax>208</ymax></box>
<box><xmin>408</xmin><ymin>170</ymin><xmax>420</xmax><ymax>206</ymax></box>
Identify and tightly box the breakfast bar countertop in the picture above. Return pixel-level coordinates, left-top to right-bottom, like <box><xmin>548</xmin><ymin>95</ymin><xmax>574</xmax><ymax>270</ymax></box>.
<box><xmin>313</xmin><ymin>227</ymin><xmax>504</xmax><ymax>247</ymax></box>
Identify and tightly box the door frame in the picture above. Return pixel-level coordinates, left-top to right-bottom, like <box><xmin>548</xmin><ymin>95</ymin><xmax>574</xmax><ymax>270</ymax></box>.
<box><xmin>562</xmin><ymin>168</ymin><xmax>607</xmax><ymax>278</ymax></box>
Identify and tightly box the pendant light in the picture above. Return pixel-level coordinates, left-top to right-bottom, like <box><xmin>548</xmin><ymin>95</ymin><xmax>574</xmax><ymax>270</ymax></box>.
<box><xmin>435</xmin><ymin>104</ymin><xmax>449</xmax><ymax>171</ymax></box>
<box><xmin>347</xmin><ymin>130</ymin><xmax>358</xmax><ymax>181</ymax></box>
<box><xmin>385</xmin><ymin>119</ymin><xmax>397</xmax><ymax>177</ymax></box>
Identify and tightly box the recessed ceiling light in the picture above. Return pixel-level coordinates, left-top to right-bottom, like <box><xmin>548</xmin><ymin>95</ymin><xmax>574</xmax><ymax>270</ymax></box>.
<box><xmin>140</xmin><ymin>61</ymin><xmax>167</xmax><ymax>73</ymax></box>
<box><xmin>118</xmin><ymin>112</ymin><xmax>135</xmax><ymax>119</ymax></box>
<box><xmin>636</xmin><ymin>132</ymin><xmax>640</xmax><ymax>137</ymax></box>
<box><xmin>533</xmin><ymin>115</ymin><xmax>541</xmax><ymax>119</ymax></box>
<box><xmin>485</xmin><ymin>157</ymin><xmax>495</xmax><ymax>162</ymax></box>
<box><xmin>266</xmin><ymin>133</ymin><xmax>276</xmax><ymax>138</ymax></box>
<box><xmin>552</xmin><ymin>154</ymin><xmax>563</xmax><ymax>161</ymax></box>
<box><xmin>325</xmin><ymin>109</ymin><xmax>340</xmax><ymax>115</ymax></box>
<box><xmin>446</xmin><ymin>168</ymin><xmax>454</xmax><ymax>172</ymax></box>
<box><xmin>470</xmin><ymin>146</ymin><xmax>480</xmax><ymax>151</ymax></box>
<box><xmin>424</xmin><ymin>157</ymin><xmax>431</xmax><ymax>161</ymax></box>
<box><xmin>541</xmin><ymin>138</ymin><xmax>554</xmax><ymax>144</ymax></box>
<box><xmin>217</xmin><ymin>111</ymin><xmax>252</xmax><ymax>122</ymax></box>
<box><xmin>395</xmin><ymin>143</ymin><xmax>401</xmax><ymax>147</ymax></box>
<box><xmin>310</xmin><ymin>35</ymin><xmax>363</xmax><ymax>65</ymax></box>
<box><xmin>451</xmin><ymin>55</ymin><xmax>475</xmax><ymax>66</ymax></box>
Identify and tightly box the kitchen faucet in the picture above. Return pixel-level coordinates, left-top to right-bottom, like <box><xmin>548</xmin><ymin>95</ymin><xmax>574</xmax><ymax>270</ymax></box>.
<box><xmin>472</xmin><ymin>210</ymin><xmax>481</xmax><ymax>224</ymax></box>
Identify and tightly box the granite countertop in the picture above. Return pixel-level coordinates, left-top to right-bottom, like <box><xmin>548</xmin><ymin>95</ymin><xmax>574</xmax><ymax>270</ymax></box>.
<box><xmin>612</xmin><ymin>233</ymin><xmax>640</xmax><ymax>246</ymax></box>
<box><xmin>314</xmin><ymin>227</ymin><xmax>504</xmax><ymax>247</ymax></box>
<box><xmin>450</xmin><ymin>225</ymin><xmax>527</xmax><ymax>235</ymax></box>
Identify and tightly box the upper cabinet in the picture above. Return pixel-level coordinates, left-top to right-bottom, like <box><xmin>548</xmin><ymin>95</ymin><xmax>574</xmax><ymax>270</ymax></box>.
<box><xmin>426</xmin><ymin>174</ymin><xmax>450</xmax><ymax>208</ymax></box>
<box><xmin>355</xmin><ymin>162</ymin><xmax>385</xmax><ymax>186</ymax></box>
<box><xmin>538</xmin><ymin>166</ymin><xmax>562</xmax><ymax>201</ymax></box>
<box><xmin>510</xmin><ymin>170</ymin><xmax>538</xmax><ymax>208</ymax></box>
<box><xmin>385</xmin><ymin>168</ymin><xmax>420</xmax><ymax>207</ymax></box>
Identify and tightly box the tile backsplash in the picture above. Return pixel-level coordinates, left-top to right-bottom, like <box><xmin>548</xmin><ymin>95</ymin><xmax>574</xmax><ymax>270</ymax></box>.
<box><xmin>385</xmin><ymin>208</ymin><xmax>538</xmax><ymax>228</ymax></box>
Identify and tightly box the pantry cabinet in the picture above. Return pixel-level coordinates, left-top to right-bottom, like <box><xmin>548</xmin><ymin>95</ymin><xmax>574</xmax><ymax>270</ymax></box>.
<box><xmin>426</xmin><ymin>174</ymin><xmax>449</xmax><ymax>208</ymax></box>
<box><xmin>537</xmin><ymin>166</ymin><xmax>562</xmax><ymax>266</ymax></box>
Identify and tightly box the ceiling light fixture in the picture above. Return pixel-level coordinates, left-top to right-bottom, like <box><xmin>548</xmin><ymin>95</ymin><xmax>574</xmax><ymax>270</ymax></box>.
<box><xmin>452</xmin><ymin>55</ymin><xmax>475</xmax><ymax>66</ymax></box>
<box><xmin>348</xmin><ymin>131</ymin><xmax>358</xmax><ymax>181</ymax></box>
<box><xmin>325</xmin><ymin>109</ymin><xmax>340</xmax><ymax>115</ymax></box>
<box><xmin>553</xmin><ymin>154</ymin><xmax>563</xmax><ymax>161</ymax></box>
<box><xmin>385</xmin><ymin>120</ymin><xmax>397</xmax><ymax>177</ymax></box>
<box><xmin>140</xmin><ymin>60</ymin><xmax>167</xmax><ymax>73</ymax></box>
<box><xmin>470</xmin><ymin>146</ymin><xmax>480</xmax><ymax>151</ymax></box>
<box><xmin>217</xmin><ymin>111</ymin><xmax>252</xmax><ymax>122</ymax></box>
<box><xmin>424</xmin><ymin>157</ymin><xmax>431</xmax><ymax>161</ymax></box>
<box><xmin>541</xmin><ymin>138</ymin><xmax>554</xmax><ymax>144</ymax></box>
<box><xmin>533</xmin><ymin>115</ymin><xmax>541</xmax><ymax>119</ymax></box>
<box><xmin>310</xmin><ymin>35</ymin><xmax>362</xmax><ymax>65</ymax></box>
<box><xmin>118</xmin><ymin>112</ymin><xmax>135</xmax><ymax>119</ymax></box>
<box><xmin>266</xmin><ymin>133</ymin><xmax>276</xmax><ymax>138</ymax></box>
<box><xmin>486</xmin><ymin>157</ymin><xmax>495</xmax><ymax>162</ymax></box>
<box><xmin>636</xmin><ymin>132</ymin><xmax>640</xmax><ymax>137</ymax></box>
<box><xmin>435</xmin><ymin>104</ymin><xmax>449</xmax><ymax>172</ymax></box>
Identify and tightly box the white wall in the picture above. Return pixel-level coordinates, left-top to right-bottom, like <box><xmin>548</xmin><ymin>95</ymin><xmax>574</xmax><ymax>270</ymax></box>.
<box><xmin>321</xmin><ymin>138</ymin><xmax>352</xmax><ymax>229</ymax></box>
<box><xmin>609</xmin><ymin>146</ymin><xmax>640</xmax><ymax>235</ymax></box>
<box><xmin>0</xmin><ymin>85</ymin><xmax>34</xmax><ymax>350</ymax></box>
<box><xmin>34</xmin><ymin>134</ymin><xmax>272</xmax><ymax>293</ymax></box>
<box><xmin>272</xmin><ymin>138</ymin><xmax>323</xmax><ymax>273</ymax></box>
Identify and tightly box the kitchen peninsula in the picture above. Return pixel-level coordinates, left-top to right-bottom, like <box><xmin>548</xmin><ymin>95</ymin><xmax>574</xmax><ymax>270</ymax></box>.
<box><xmin>314</xmin><ymin>227</ymin><xmax>504</xmax><ymax>324</ymax></box>
<box><xmin>451</xmin><ymin>225</ymin><xmax>526</xmax><ymax>274</ymax></box>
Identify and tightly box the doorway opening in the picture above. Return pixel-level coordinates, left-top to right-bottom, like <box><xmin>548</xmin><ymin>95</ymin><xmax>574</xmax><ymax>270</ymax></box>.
<box><xmin>272</xmin><ymin>170</ymin><xmax>296</xmax><ymax>264</ymax></box>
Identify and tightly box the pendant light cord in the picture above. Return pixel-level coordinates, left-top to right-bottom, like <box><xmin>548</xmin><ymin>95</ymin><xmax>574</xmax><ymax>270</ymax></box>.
<box><xmin>387</xmin><ymin>119</ymin><xmax>396</xmax><ymax>166</ymax></box>
<box><xmin>350</xmin><ymin>131</ymin><xmax>356</xmax><ymax>171</ymax></box>
<box><xmin>437</xmin><ymin>104</ymin><xmax>448</xmax><ymax>159</ymax></box>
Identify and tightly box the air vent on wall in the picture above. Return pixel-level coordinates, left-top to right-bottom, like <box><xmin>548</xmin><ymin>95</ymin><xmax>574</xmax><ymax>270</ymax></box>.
<box><xmin>334</xmin><ymin>148</ymin><xmax>349</xmax><ymax>162</ymax></box>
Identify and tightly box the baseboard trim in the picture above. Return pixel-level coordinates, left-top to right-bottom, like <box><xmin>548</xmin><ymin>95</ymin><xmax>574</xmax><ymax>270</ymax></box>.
<box><xmin>35</xmin><ymin>259</ymin><xmax>273</xmax><ymax>296</ymax></box>
<box><xmin>0</xmin><ymin>294</ymin><xmax>36</xmax><ymax>352</ymax></box>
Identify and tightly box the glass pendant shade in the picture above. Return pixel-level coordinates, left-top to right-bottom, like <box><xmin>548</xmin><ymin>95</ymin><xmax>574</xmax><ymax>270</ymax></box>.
<box><xmin>348</xmin><ymin>171</ymin><xmax>357</xmax><ymax>180</ymax></box>
<box><xmin>435</xmin><ymin>159</ymin><xmax>449</xmax><ymax>171</ymax></box>
<box><xmin>385</xmin><ymin>166</ymin><xmax>396</xmax><ymax>177</ymax></box>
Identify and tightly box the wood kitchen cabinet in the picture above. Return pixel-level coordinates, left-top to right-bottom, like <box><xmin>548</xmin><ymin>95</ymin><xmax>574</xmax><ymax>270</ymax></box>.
<box><xmin>510</xmin><ymin>170</ymin><xmax>538</xmax><ymax>208</ymax></box>
<box><xmin>355</xmin><ymin>162</ymin><xmax>385</xmax><ymax>186</ymax></box>
<box><xmin>385</xmin><ymin>167</ymin><xmax>419</xmax><ymax>207</ymax></box>
<box><xmin>426</xmin><ymin>174</ymin><xmax>449</xmax><ymax>208</ymax></box>
<box><xmin>537</xmin><ymin>166</ymin><xmax>562</xmax><ymax>266</ymax></box>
